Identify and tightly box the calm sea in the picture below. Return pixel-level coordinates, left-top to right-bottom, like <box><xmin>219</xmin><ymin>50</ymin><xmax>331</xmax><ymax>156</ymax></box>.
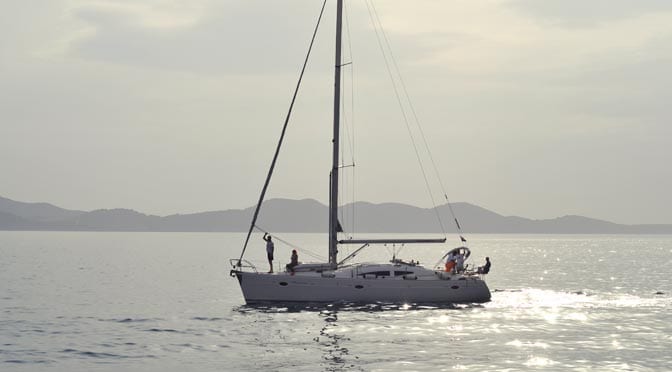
<box><xmin>1</xmin><ymin>232</ymin><xmax>671</xmax><ymax>371</ymax></box>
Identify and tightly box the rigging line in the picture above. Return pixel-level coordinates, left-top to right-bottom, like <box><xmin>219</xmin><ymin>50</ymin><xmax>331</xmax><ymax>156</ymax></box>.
<box><xmin>368</xmin><ymin>1</ymin><xmax>463</xmax><ymax>241</ymax></box>
<box><xmin>384</xmin><ymin>244</ymin><xmax>393</xmax><ymax>258</ymax></box>
<box><xmin>254</xmin><ymin>225</ymin><xmax>326</xmax><ymax>261</ymax></box>
<box><xmin>339</xmin><ymin>89</ymin><xmax>348</xmax><ymax>239</ymax></box>
<box><xmin>364</xmin><ymin>0</ymin><xmax>447</xmax><ymax>237</ymax></box>
<box><xmin>343</xmin><ymin>0</ymin><xmax>356</xmax><ymax>236</ymax></box>
<box><xmin>344</xmin><ymin>0</ymin><xmax>356</xmax><ymax>165</ymax></box>
<box><xmin>340</xmin><ymin>74</ymin><xmax>355</xmax><ymax>166</ymax></box>
<box><xmin>339</xmin><ymin>70</ymin><xmax>356</xmax><ymax>234</ymax></box>
<box><xmin>339</xmin><ymin>72</ymin><xmax>355</xmax><ymax>238</ymax></box>
<box><xmin>237</xmin><ymin>0</ymin><xmax>328</xmax><ymax>264</ymax></box>
<box><xmin>395</xmin><ymin>243</ymin><xmax>406</xmax><ymax>258</ymax></box>
<box><xmin>343</xmin><ymin>1</ymin><xmax>356</xmax><ymax>236</ymax></box>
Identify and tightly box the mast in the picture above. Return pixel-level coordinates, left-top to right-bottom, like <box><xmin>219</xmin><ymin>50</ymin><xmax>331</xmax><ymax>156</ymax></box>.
<box><xmin>329</xmin><ymin>0</ymin><xmax>344</xmax><ymax>267</ymax></box>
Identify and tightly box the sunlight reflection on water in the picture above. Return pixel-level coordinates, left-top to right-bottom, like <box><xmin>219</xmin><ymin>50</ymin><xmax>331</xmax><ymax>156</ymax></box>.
<box><xmin>1</xmin><ymin>233</ymin><xmax>671</xmax><ymax>371</ymax></box>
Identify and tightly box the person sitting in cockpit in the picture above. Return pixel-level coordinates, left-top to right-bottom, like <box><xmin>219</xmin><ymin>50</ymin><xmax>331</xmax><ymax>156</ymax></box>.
<box><xmin>477</xmin><ymin>257</ymin><xmax>491</xmax><ymax>274</ymax></box>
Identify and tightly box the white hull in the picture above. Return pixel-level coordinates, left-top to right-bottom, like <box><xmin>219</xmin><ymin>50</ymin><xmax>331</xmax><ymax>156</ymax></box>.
<box><xmin>230</xmin><ymin>2</ymin><xmax>491</xmax><ymax>306</ymax></box>
<box><xmin>232</xmin><ymin>265</ymin><xmax>490</xmax><ymax>304</ymax></box>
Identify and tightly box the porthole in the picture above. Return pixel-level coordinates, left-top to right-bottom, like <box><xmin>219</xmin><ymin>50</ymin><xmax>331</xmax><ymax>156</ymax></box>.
<box><xmin>355</xmin><ymin>285</ymin><xmax>364</xmax><ymax>289</ymax></box>
<box><xmin>279</xmin><ymin>282</ymin><xmax>288</xmax><ymax>286</ymax></box>
<box><xmin>451</xmin><ymin>285</ymin><xmax>459</xmax><ymax>290</ymax></box>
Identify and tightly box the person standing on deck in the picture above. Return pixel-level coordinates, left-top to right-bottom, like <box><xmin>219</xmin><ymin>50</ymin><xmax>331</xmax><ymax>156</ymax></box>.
<box><xmin>445</xmin><ymin>252</ymin><xmax>456</xmax><ymax>273</ymax></box>
<box><xmin>455</xmin><ymin>250</ymin><xmax>465</xmax><ymax>273</ymax></box>
<box><xmin>263</xmin><ymin>233</ymin><xmax>275</xmax><ymax>273</ymax></box>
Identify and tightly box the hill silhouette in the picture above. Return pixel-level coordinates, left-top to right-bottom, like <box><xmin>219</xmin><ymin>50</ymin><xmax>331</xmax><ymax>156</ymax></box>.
<box><xmin>1</xmin><ymin>195</ymin><xmax>670</xmax><ymax>233</ymax></box>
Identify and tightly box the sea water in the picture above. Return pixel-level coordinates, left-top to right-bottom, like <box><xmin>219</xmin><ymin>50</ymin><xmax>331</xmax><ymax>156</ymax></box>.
<box><xmin>1</xmin><ymin>232</ymin><xmax>671</xmax><ymax>371</ymax></box>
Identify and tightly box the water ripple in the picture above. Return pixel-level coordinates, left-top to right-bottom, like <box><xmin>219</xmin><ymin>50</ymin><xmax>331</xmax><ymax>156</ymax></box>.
<box><xmin>60</xmin><ymin>348</ymin><xmax>155</xmax><ymax>359</ymax></box>
<box><xmin>2</xmin><ymin>233</ymin><xmax>671</xmax><ymax>371</ymax></box>
<box><xmin>145</xmin><ymin>328</ymin><xmax>181</xmax><ymax>333</ymax></box>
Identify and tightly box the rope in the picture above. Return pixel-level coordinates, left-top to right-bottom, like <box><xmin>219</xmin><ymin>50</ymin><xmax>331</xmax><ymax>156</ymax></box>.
<box><xmin>371</xmin><ymin>2</ymin><xmax>466</xmax><ymax>246</ymax></box>
<box><xmin>237</xmin><ymin>0</ymin><xmax>328</xmax><ymax>264</ymax></box>
<box><xmin>338</xmin><ymin>0</ymin><xmax>356</xmax><ymax>239</ymax></box>
<box><xmin>345</xmin><ymin>0</ymin><xmax>356</xmax><ymax>237</ymax></box>
<box><xmin>365</xmin><ymin>0</ymin><xmax>447</xmax><ymax>238</ymax></box>
<box><xmin>253</xmin><ymin>225</ymin><xmax>326</xmax><ymax>261</ymax></box>
<box><xmin>368</xmin><ymin>1</ymin><xmax>465</xmax><ymax>244</ymax></box>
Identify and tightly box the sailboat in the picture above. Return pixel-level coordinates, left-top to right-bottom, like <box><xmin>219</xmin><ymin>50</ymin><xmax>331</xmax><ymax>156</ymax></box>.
<box><xmin>230</xmin><ymin>0</ymin><xmax>491</xmax><ymax>304</ymax></box>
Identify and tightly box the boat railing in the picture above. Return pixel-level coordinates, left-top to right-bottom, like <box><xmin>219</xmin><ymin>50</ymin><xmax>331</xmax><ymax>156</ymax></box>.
<box><xmin>229</xmin><ymin>258</ymin><xmax>258</xmax><ymax>273</ymax></box>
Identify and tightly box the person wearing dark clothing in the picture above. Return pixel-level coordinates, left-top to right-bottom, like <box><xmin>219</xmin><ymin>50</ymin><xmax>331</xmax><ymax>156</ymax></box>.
<box><xmin>286</xmin><ymin>249</ymin><xmax>299</xmax><ymax>273</ymax></box>
<box><xmin>263</xmin><ymin>233</ymin><xmax>275</xmax><ymax>273</ymax></box>
<box><xmin>478</xmin><ymin>257</ymin><xmax>491</xmax><ymax>274</ymax></box>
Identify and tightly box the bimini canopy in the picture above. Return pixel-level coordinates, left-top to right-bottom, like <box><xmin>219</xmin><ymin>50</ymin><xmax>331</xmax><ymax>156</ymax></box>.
<box><xmin>443</xmin><ymin>246</ymin><xmax>471</xmax><ymax>261</ymax></box>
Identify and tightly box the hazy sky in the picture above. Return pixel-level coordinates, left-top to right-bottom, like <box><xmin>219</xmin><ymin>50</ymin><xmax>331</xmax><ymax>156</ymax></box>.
<box><xmin>1</xmin><ymin>0</ymin><xmax>671</xmax><ymax>224</ymax></box>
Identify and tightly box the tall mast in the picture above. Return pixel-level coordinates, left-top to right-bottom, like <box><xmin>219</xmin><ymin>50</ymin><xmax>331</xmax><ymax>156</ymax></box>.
<box><xmin>329</xmin><ymin>0</ymin><xmax>343</xmax><ymax>266</ymax></box>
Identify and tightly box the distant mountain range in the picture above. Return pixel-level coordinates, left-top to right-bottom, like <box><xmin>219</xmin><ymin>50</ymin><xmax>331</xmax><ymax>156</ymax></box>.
<box><xmin>1</xmin><ymin>195</ymin><xmax>671</xmax><ymax>234</ymax></box>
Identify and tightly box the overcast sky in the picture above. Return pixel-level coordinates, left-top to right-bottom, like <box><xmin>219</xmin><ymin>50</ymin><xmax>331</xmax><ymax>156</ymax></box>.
<box><xmin>1</xmin><ymin>0</ymin><xmax>671</xmax><ymax>224</ymax></box>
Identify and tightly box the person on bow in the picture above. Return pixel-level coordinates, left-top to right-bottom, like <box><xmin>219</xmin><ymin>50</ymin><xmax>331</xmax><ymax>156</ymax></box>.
<box><xmin>263</xmin><ymin>233</ymin><xmax>275</xmax><ymax>273</ymax></box>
